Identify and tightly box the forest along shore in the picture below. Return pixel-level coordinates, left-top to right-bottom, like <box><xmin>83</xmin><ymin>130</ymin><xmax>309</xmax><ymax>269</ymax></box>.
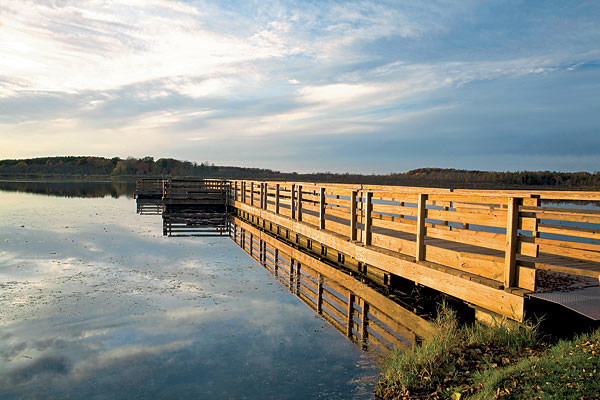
<box><xmin>2</xmin><ymin>156</ymin><xmax>600</xmax><ymax>189</ymax></box>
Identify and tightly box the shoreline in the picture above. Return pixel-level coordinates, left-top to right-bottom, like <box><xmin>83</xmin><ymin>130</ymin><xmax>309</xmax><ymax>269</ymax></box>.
<box><xmin>375</xmin><ymin>306</ymin><xmax>600</xmax><ymax>399</ymax></box>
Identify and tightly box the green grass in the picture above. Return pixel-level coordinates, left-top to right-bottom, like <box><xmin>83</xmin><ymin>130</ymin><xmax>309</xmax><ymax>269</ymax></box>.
<box><xmin>472</xmin><ymin>330</ymin><xmax>600</xmax><ymax>399</ymax></box>
<box><xmin>375</xmin><ymin>304</ymin><xmax>541</xmax><ymax>399</ymax></box>
<box><xmin>375</xmin><ymin>304</ymin><xmax>600</xmax><ymax>399</ymax></box>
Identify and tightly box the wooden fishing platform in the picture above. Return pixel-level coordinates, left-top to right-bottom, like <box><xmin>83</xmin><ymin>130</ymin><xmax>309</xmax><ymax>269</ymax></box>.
<box><xmin>137</xmin><ymin>178</ymin><xmax>600</xmax><ymax>323</ymax></box>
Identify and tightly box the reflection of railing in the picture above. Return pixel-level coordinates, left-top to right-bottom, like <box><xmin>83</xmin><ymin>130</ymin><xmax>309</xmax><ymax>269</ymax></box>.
<box><xmin>163</xmin><ymin>208</ymin><xmax>229</xmax><ymax>237</ymax></box>
<box><xmin>230</xmin><ymin>181</ymin><xmax>600</xmax><ymax>291</ymax></box>
<box><xmin>155</xmin><ymin>179</ymin><xmax>232</xmax><ymax>237</ymax></box>
<box><xmin>136</xmin><ymin>198</ymin><xmax>163</xmax><ymax>215</ymax></box>
<box><xmin>231</xmin><ymin>217</ymin><xmax>436</xmax><ymax>353</ymax></box>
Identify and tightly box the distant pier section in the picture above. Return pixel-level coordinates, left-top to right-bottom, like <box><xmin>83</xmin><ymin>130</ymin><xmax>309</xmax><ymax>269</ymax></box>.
<box><xmin>137</xmin><ymin>178</ymin><xmax>230</xmax><ymax>236</ymax></box>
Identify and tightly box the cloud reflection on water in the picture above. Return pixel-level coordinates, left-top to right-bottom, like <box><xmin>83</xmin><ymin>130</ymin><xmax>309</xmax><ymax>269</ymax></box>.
<box><xmin>0</xmin><ymin>190</ymin><xmax>377</xmax><ymax>399</ymax></box>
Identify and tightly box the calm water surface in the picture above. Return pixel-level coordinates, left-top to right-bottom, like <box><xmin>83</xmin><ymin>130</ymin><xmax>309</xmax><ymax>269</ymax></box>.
<box><xmin>0</xmin><ymin>184</ymin><xmax>378</xmax><ymax>399</ymax></box>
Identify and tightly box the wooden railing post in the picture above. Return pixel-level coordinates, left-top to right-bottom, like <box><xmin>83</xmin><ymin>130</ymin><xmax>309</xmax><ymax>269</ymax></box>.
<box><xmin>363</xmin><ymin>192</ymin><xmax>372</xmax><ymax>246</ymax></box>
<box><xmin>319</xmin><ymin>187</ymin><xmax>325</xmax><ymax>229</ymax></box>
<box><xmin>297</xmin><ymin>185</ymin><xmax>303</xmax><ymax>222</ymax></box>
<box><xmin>530</xmin><ymin>195</ymin><xmax>540</xmax><ymax>238</ymax></box>
<box><xmin>416</xmin><ymin>193</ymin><xmax>428</xmax><ymax>261</ymax></box>
<box><xmin>275</xmin><ymin>184</ymin><xmax>280</xmax><ymax>214</ymax></box>
<box><xmin>265</xmin><ymin>183</ymin><xmax>269</xmax><ymax>210</ymax></box>
<box><xmin>291</xmin><ymin>184</ymin><xmax>296</xmax><ymax>220</ymax></box>
<box><xmin>251</xmin><ymin>182</ymin><xmax>255</xmax><ymax>206</ymax></box>
<box><xmin>350</xmin><ymin>190</ymin><xmax>357</xmax><ymax>241</ymax></box>
<box><xmin>274</xmin><ymin>248</ymin><xmax>279</xmax><ymax>275</ymax></box>
<box><xmin>241</xmin><ymin>181</ymin><xmax>246</xmax><ymax>203</ymax></box>
<box><xmin>260</xmin><ymin>183</ymin><xmax>264</xmax><ymax>209</ymax></box>
<box><xmin>504</xmin><ymin>197</ymin><xmax>520</xmax><ymax>289</ymax></box>
<box><xmin>265</xmin><ymin>183</ymin><xmax>270</xmax><ymax>210</ymax></box>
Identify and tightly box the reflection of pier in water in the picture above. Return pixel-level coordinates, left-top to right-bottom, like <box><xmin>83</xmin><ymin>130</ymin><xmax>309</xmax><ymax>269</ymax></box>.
<box><xmin>136</xmin><ymin>198</ymin><xmax>163</xmax><ymax>215</ymax></box>
<box><xmin>137</xmin><ymin>179</ymin><xmax>231</xmax><ymax>236</ymax></box>
<box><xmin>231</xmin><ymin>216</ymin><xmax>436</xmax><ymax>352</ymax></box>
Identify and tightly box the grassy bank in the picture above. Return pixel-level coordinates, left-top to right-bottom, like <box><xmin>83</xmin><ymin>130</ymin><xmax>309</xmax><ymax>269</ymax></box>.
<box><xmin>375</xmin><ymin>307</ymin><xmax>600</xmax><ymax>399</ymax></box>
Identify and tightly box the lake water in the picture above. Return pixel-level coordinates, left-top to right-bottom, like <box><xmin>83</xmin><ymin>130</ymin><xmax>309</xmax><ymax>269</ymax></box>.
<box><xmin>0</xmin><ymin>182</ymin><xmax>378</xmax><ymax>399</ymax></box>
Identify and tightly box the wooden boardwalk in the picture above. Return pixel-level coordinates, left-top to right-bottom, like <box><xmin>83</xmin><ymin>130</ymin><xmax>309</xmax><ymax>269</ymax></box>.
<box><xmin>136</xmin><ymin>178</ymin><xmax>600</xmax><ymax>323</ymax></box>
<box><xmin>229</xmin><ymin>180</ymin><xmax>600</xmax><ymax>322</ymax></box>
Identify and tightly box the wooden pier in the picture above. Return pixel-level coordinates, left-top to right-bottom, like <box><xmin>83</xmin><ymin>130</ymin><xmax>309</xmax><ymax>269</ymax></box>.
<box><xmin>229</xmin><ymin>180</ymin><xmax>600</xmax><ymax>323</ymax></box>
<box><xmin>137</xmin><ymin>178</ymin><xmax>600</xmax><ymax>324</ymax></box>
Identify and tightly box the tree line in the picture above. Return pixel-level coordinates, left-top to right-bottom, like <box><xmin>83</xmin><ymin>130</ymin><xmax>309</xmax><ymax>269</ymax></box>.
<box><xmin>1</xmin><ymin>156</ymin><xmax>599</xmax><ymax>189</ymax></box>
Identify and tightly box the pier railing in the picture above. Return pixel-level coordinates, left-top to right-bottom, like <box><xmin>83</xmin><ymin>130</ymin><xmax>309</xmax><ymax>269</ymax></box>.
<box><xmin>163</xmin><ymin>178</ymin><xmax>230</xmax><ymax>205</ymax></box>
<box><xmin>230</xmin><ymin>181</ymin><xmax>600</xmax><ymax>291</ymax></box>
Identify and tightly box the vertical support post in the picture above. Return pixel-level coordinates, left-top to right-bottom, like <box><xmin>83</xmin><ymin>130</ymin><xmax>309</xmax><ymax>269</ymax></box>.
<box><xmin>234</xmin><ymin>181</ymin><xmax>238</xmax><ymax>202</ymax></box>
<box><xmin>297</xmin><ymin>185</ymin><xmax>303</xmax><ymax>221</ymax></box>
<box><xmin>398</xmin><ymin>201</ymin><xmax>405</xmax><ymax>221</ymax></box>
<box><xmin>358</xmin><ymin>191</ymin><xmax>364</xmax><ymax>243</ymax></box>
<box><xmin>346</xmin><ymin>293</ymin><xmax>355</xmax><ymax>339</ymax></box>
<box><xmin>291</xmin><ymin>184</ymin><xmax>296</xmax><ymax>220</ymax></box>
<box><xmin>264</xmin><ymin>183</ymin><xmax>268</xmax><ymax>210</ymax></box>
<box><xmin>416</xmin><ymin>193</ymin><xmax>428</xmax><ymax>261</ymax></box>
<box><xmin>529</xmin><ymin>195</ymin><xmax>540</xmax><ymax>258</ymax></box>
<box><xmin>363</xmin><ymin>192</ymin><xmax>372</xmax><ymax>246</ymax></box>
<box><xmin>241</xmin><ymin>181</ymin><xmax>246</xmax><ymax>203</ymax></box>
<box><xmin>530</xmin><ymin>195</ymin><xmax>540</xmax><ymax>238</ymax></box>
<box><xmin>317</xmin><ymin>274</ymin><xmax>323</xmax><ymax>314</ymax></box>
<box><xmin>319</xmin><ymin>187</ymin><xmax>325</xmax><ymax>229</ymax></box>
<box><xmin>275</xmin><ymin>184</ymin><xmax>280</xmax><ymax>214</ymax></box>
<box><xmin>274</xmin><ymin>248</ymin><xmax>279</xmax><ymax>275</ymax></box>
<box><xmin>443</xmin><ymin>204</ymin><xmax>449</xmax><ymax>229</ymax></box>
<box><xmin>350</xmin><ymin>190</ymin><xmax>357</xmax><ymax>241</ymax></box>
<box><xmin>504</xmin><ymin>197</ymin><xmax>520</xmax><ymax>289</ymax></box>
<box><xmin>260</xmin><ymin>183</ymin><xmax>264</xmax><ymax>209</ymax></box>
<box><xmin>250</xmin><ymin>182</ymin><xmax>255</xmax><ymax>207</ymax></box>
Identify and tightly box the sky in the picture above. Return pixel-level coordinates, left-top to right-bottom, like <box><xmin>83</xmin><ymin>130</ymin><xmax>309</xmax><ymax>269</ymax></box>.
<box><xmin>0</xmin><ymin>0</ymin><xmax>599</xmax><ymax>173</ymax></box>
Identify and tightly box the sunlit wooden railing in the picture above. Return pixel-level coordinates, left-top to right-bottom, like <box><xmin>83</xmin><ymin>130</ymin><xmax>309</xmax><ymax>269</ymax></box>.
<box><xmin>162</xmin><ymin>178</ymin><xmax>230</xmax><ymax>204</ymax></box>
<box><xmin>230</xmin><ymin>180</ymin><xmax>600</xmax><ymax>291</ymax></box>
